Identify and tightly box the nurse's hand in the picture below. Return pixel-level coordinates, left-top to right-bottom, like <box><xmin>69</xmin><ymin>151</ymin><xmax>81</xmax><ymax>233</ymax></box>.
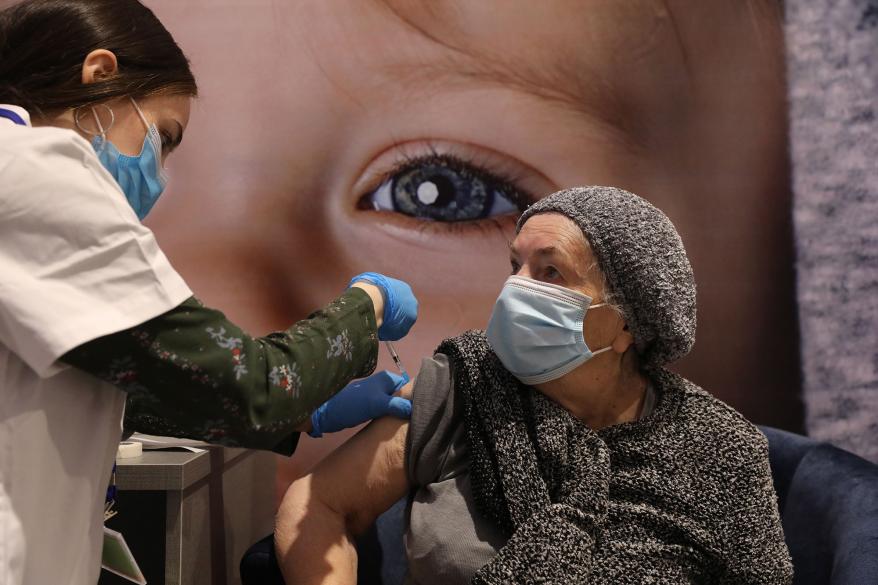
<box><xmin>308</xmin><ymin>371</ymin><xmax>411</xmax><ymax>437</ymax></box>
<box><xmin>349</xmin><ymin>272</ymin><xmax>418</xmax><ymax>341</ymax></box>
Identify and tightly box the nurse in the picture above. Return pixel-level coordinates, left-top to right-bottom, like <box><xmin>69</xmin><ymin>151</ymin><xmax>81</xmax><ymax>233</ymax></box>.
<box><xmin>0</xmin><ymin>1</ymin><xmax>416</xmax><ymax>584</ymax></box>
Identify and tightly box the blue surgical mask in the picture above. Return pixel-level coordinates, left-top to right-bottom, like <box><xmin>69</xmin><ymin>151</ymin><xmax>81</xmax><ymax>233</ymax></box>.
<box><xmin>90</xmin><ymin>98</ymin><xmax>168</xmax><ymax>220</ymax></box>
<box><xmin>486</xmin><ymin>275</ymin><xmax>611</xmax><ymax>385</ymax></box>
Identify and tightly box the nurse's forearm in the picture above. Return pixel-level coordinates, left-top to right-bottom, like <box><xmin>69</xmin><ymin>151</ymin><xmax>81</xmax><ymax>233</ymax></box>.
<box><xmin>61</xmin><ymin>288</ymin><xmax>378</xmax><ymax>453</ymax></box>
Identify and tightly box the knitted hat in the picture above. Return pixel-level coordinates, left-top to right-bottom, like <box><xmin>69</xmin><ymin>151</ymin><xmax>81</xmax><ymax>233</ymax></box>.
<box><xmin>516</xmin><ymin>186</ymin><xmax>696</xmax><ymax>368</ymax></box>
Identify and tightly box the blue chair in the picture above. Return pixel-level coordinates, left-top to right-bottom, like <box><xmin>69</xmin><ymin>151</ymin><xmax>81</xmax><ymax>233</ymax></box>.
<box><xmin>759</xmin><ymin>426</ymin><xmax>878</xmax><ymax>584</ymax></box>
<box><xmin>241</xmin><ymin>427</ymin><xmax>878</xmax><ymax>585</ymax></box>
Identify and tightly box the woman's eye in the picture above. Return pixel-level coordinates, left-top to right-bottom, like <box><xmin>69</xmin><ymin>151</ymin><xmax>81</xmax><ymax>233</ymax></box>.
<box><xmin>366</xmin><ymin>154</ymin><xmax>527</xmax><ymax>222</ymax></box>
<box><xmin>544</xmin><ymin>266</ymin><xmax>561</xmax><ymax>280</ymax></box>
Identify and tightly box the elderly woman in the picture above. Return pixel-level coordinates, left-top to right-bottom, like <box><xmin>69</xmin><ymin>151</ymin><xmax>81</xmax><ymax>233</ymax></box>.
<box><xmin>274</xmin><ymin>186</ymin><xmax>793</xmax><ymax>585</ymax></box>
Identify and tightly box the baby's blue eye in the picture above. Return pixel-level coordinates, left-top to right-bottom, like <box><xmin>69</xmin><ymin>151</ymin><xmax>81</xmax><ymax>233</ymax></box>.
<box><xmin>367</xmin><ymin>154</ymin><xmax>524</xmax><ymax>222</ymax></box>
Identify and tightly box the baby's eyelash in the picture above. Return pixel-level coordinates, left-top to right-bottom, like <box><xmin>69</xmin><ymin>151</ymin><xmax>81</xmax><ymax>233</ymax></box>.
<box><xmin>413</xmin><ymin>214</ymin><xmax>514</xmax><ymax>237</ymax></box>
<box><xmin>378</xmin><ymin>150</ymin><xmax>534</xmax><ymax>212</ymax></box>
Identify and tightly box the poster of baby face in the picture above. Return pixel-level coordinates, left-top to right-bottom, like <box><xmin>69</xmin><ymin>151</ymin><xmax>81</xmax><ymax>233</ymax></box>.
<box><xmin>143</xmin><ymin>0</ymin><xmax>801</xmax><ymax>481</ymax></box>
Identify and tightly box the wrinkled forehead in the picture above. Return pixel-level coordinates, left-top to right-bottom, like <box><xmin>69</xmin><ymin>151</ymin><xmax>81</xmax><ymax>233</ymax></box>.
<box><xmin>512</xmin><ymin>212</ymin><xmax>595</xmax><ymax>268</ymax></box>
<box><xmin>286</xmin><ymin>0</ymin><xmax>699</xmax><ymax>141</ymax></box>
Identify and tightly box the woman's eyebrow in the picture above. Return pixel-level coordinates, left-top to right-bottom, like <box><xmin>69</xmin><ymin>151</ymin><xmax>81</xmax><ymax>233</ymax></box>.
<box><xmin>533</xmin><ymin>246</ymin><xmax>564</xmax><ymax>261</ymax></box>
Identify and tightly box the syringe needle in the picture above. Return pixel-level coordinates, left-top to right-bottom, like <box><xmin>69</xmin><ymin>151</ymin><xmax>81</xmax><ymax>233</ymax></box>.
<box><xmin>384</xmin><ymin>341</ymin><xmax>409</xmax><ymax>380</ymax></box>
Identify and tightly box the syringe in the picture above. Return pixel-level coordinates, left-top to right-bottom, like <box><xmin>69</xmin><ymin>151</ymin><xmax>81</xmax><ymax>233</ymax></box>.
<box><xmin>384</xmin><ymin>341</ymin><xmax>409</xmax><ymax>380</ymax></box>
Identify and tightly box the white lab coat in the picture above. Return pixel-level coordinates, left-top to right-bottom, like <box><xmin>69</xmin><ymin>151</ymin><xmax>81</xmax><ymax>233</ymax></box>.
<box><xmin>0</xmin><ymin>105</ymin><xmax>192</xmax><ymax>585</ymax></box>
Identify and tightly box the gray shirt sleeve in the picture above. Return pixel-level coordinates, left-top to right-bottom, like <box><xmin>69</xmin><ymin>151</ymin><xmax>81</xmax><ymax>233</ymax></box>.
<box><xmin>403</xmin><ymin>354</ymin><xmax>507</xmax><ymax>585</ymax></box>
<box><xmin>405</xmin><ymin>353</ymin><xmax>461</xmax><ymax>487</ymax></box>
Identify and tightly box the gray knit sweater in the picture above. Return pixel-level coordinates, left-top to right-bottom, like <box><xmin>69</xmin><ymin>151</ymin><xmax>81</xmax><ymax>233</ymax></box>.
<box><xmin>405</xmin><ymin>332</ymin><xmax>793</xmax><ymax>584</ymax></box>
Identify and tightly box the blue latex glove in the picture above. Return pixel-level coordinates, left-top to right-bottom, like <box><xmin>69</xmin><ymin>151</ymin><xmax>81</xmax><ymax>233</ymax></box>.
<box><xmin>309</xmin><ymin>371</ymin><xmax>411</xmax><ymax>437</ymax></box>
<box><xmin>349</xmin><ymin>272</ymin><xmax>418</xmax><ymax>341</ymax></box>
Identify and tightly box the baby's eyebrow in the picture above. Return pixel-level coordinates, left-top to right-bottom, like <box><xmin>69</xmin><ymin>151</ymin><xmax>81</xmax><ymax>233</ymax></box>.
<box><xmin>372</xmin><ymin>0</ymin><xmax>640</xmax><ymax>148</ymax></box>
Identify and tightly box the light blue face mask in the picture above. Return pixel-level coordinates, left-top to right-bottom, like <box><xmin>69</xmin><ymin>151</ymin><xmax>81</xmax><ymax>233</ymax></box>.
<box><xmin>86</xmin><ymin>98</ymin><xmax>168</xmax><ymax>220</ymax></box>
<box><xmin>486</xmin><ymin>275</ymin><xmax>611</xmax><ymax>385</ymax></box>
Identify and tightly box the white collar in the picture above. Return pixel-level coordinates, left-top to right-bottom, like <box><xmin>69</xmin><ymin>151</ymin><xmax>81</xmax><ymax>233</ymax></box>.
<box><xmin>0</xmin><ymin>104</ymin><xmax>32</xmax><ymax>127</ymax></box>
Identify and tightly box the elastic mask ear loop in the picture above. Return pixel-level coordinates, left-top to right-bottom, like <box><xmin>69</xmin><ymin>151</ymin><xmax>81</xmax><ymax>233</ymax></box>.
<box><xmin>129</xmin><ymin>97</ymin><xmax>168</xmax><ymax>183</ymax></box>
<box><xmin>129</xmin><ymin>97</ymin><xmax>150</xmax><ymax>130</ymax></box>
<box><xmin>584</xmin><ymin>302</ymin><xmax>613</xmax><ymax>356</ymax></box>
<box><xmin>74</xmin><ymin>104</ymin><xmax>114</xmax><ymax>150</ymax></box>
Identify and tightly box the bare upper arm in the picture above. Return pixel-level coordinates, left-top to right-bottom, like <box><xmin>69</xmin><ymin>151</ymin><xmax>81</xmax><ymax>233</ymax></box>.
<box><xmin>396</xmin><ymin>380</ymin><xmax>413</xmax><ymax>400</ymax></box>
<box><xmin>279</xmin><ymin>415</ymin><xmax>411</xmax><ymax>537</ymax></box>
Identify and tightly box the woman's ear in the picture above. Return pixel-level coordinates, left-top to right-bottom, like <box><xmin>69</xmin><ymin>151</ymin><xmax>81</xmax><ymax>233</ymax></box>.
<box><xmin>611</xmin><ymin>323</ymin><xmax>635</xmax><ymax>354</ymax></box>
<box><xmin>81</xmin><ymin>49</ymin><xmax>118</xmax><ymax>84</ymax></box>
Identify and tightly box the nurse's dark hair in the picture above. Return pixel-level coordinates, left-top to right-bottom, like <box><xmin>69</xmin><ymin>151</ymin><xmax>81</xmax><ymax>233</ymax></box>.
<box><xmin>0</xmin><ymin>0</ymin><xmax>197</xmax><ymax>118</ymax></box>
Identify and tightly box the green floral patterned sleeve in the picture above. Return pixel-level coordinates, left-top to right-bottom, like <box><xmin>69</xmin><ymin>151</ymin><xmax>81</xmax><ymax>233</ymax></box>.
<box><xmin>61</xmin><ymin>288</ymin><xmax>378</xmax><ymax>455</ymax></box>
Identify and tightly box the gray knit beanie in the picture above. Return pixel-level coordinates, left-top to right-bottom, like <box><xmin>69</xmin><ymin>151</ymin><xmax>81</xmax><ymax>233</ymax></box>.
<box><xmin>516</xmin><ymin>186</ymin><xmax>696</xmax><ymax>368</ymax></box>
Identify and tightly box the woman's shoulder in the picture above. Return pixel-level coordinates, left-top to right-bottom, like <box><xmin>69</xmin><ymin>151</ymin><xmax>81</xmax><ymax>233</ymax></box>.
<box><xmin>654</xmin><ymin>369</ymin><xmax>769</xmax><ymax>458</ymax></box>
<box><xmin>648</xmin><ymin>371</ymin><xmax>776</xmax><ymax>522</ymax></box>
<box><xmin>436</xmin><ymin>330</ymin><xmax>492</xmax><ymax>368</ymax></box>
<box><xmin>405</xmin><ymin>352</ymin><xmax>467</xmax><ymax>486</ymax></box>
<box><xmin>0</xmin><ymin>124</ymin><xmax>137</xmax><ymax>229</ymax></box>
<box><xmin>2</xmin><ymin>124</ymin><xmax>96</xmax><ymax>166</ymax></box>
<box><xmin>1</xmin><ymin>125</ymin><xmax>118</xmax><ymax>195</ymax></box>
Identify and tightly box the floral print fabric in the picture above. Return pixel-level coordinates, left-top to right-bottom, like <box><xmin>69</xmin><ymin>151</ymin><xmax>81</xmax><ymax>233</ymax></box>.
<box><xmin>62</xmin><ymin>288</ymin><xmax>378</xmax><ymax>454</ymax></box>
